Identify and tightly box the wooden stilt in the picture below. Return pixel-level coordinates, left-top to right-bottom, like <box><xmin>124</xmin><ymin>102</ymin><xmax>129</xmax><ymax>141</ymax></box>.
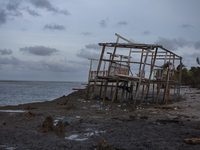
<box><xmin>120</xmin><ymin>81</ymin><xmax>127</xmax><ymax>106</ymax></box>
<box><xmin>89</xmin><ymin>45</ymin><xmax>106</xmax><ymax>108</ymax></box>
<box><xmin>110</xmin><ymin>79</ymin><xmax>119</xmax><ymax>109</ymax></box>
<box><xmin>133</xmin><ymin>49</ymin><xmax>149</xmax><ymax>109</ymax></box>
<box><xmin>102</xmin><ymin>80</ymin><xmax>108</xmax><ymax>106</ymax></box>
<box><xmin>99</xmin><ymin>81</ymin><xmax>103</xmax><ymax>99</ymax></box>
<box><xmin>139</xmin><ymin>48</ymin><xmax>158</xmax><ymax>107</ymax></box>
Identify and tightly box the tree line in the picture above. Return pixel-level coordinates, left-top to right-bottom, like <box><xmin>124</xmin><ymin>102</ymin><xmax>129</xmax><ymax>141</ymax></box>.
<box><xmin>177</xmin><ymin>57</ymin><xmax>200</xmax><ymax>88</ymax></box>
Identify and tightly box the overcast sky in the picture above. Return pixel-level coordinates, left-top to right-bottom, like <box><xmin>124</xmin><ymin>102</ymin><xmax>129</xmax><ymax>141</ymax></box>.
<box><xmin>0</xmin><ymin>0</ymin><xmax>200</xmax><ymax>82</ymax></box>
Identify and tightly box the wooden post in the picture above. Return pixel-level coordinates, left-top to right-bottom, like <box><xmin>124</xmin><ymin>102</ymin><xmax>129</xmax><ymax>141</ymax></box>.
<box><xmin>156</xmin><ymin>51</ymin><xmax>168</xmax><ymax>105</ymax></box>
<box><xmin>99</xmin><ymin>81</ymin><xmax>103</xmax><ymax>99</ymax></box>
<box><xmin>110</xmin><ymin>79</ymin><xmax>119</xmax><ymax>109</ymax></box>
<box><xmin>178</xmin><ymin>58</ymin><xmax>182</xmax><ymax>96</ymax></box>
<box><xmin>89</xmin><ymin>46</ymin><xmax>106</xmax><ymax>108</ymax></box>
<box><xmin>120</xmin><ymin>81</ymin><xmax>127</xmax><ymax>106</ymax></box>
<box><xmin>139</xmin><ymin>47</ymin><xmax>158</xmax><ymax>107</ymax></box>
<box><xmin>102</xmin><ymin>80</ymin><xmax>108</xmax><ymax>106</ymax></box>
<box><xmin>164</xmin><ymin>54</ymin><xmax>171</xmax><ymax>103</ymax></box>
<box><xmin>133</xmin><ymin>49</ymin><xmax>149</xmax><ymax>109</ymax></box>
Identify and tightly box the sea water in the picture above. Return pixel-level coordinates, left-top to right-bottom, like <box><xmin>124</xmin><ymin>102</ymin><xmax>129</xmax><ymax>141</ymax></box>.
<box><xmin>0</xmin><ymin>81</ymin><xmax>86</xmax><ymax>106</ymax></box>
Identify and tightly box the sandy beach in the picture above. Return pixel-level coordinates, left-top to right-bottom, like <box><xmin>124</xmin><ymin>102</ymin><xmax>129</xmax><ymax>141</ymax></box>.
<box><xmin>0</xmin><ymin>87</ymin><xmax>200</xmax><ymax>150</ymax></box>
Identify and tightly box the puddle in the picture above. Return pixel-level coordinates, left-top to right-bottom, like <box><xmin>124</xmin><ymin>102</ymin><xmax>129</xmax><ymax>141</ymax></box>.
<box><xmin>83</xmin><ymin>130</ymin><xmax>106</xmax><ymax>136</ymax></box>
<box><xmin>65</xmin><ymin>129</ymin><xmax>106</xmax><ymax>141</ymax></box>
<box><xmin>65</xmin><ymin>134</ymin><xmax>88</xmax><ymax>141</ymax></box>
<box><xmin>0</xmin><ymin>110</ymin><xmax>27</xmax><ymax>113</ymax></box>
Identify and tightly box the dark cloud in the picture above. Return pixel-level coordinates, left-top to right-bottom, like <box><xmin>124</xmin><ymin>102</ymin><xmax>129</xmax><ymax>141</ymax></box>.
<box><xmin>179</xmin><ymin>24</ymin><xmax>193</xmax><ymax>29</ymax></box>
<box><xmin>81</xmin><ymin>32</ymin><xmax>91</xmax><ymax>36</ymax></box>
<box><xmin>6</xmin><ymin>1</ymin><xmax>20</xmax><ymax>11</ymax></box>
<box><xmin>26</xmin><ymin>7</ymin><xmax>41</xmax><ymax>16</ymax></box>
<box><xmin>115</xmin><ymin>21</ymin><xmax>128</xmax><ymax>27</ymax></box>
<box><xmin>0</xmin><ymin>56</ymin><xmax>21</xmax><ymax>65</ymax></box>
<box><xmin>143</xmin><ymin>31</ymin><xmax>150</xmax><ymax>35</ymax></box>
<box><xmin>85</xmin><ymin>44</ymin><xmax>101</xmax><ymax>50</ymax></box>
<box><xmin>0</xmin><ymin>49</ymin><xmax>12</xmax><ymax>55</ymax></box>
<box><xmin>44</xmin><ymin>24</ymin><xmax>65</xmax><ymax>31</ymax></box>
<box><xmin>99</xmin><ymin>19</ymin><xmax>108</xmax><ymax>28</ymax></box>
<box><xmin>0</xmin><ymin>56</ymin><xmax>80</xmax><ymax>73</ymax></box>
<box><xmin>19</xmin><ymin>46</ymin><xmax>59</xmax><ymax>56</ymax></box>
<box><xmin>155</xmin><ymin>37</ymin><xmax>190</xmax><ymax>50</ymax></box>
<box><xmin>6</xmin><ymin>0</ymin><xmax>23</xmax><ymax>17</ymax></box>
<box><xmin>40</xmin><ymin>59</ymin><xmax>74</xmax><ymax>72</ymax></box>
<box><xmin>29</xmin><ymin>0</ymin><xmax>70</xmax><ymax>15</ymax></box>
<box><xmin>194</xmin><ymin>41</ymin><xmax>200</xmax><ymax>50</ymax></box>
<box><xmin>76</xmin><ymin>49</ymin><xmax>100</xmax><ymax>59</ymax></box>
<box><xmin>0</xmin><ymin>9</ymin><xmax>7</xmax><ymax>25</ymax></box>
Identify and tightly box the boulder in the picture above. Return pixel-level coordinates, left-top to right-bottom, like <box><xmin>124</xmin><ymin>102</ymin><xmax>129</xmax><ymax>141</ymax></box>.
<box><xmin>97</xmin><ymin>139</ymin><xmax>115</xmax><ymax>150</ymax></box>
<box><xmin>39</xmin><ymin>116</ymin><xmax>54</xmax><ymax>133</ymax></box>
<box><xmin>56</xmin><ymin>121</ymin><xmax>66</xmax><ymax>138</ymax></box>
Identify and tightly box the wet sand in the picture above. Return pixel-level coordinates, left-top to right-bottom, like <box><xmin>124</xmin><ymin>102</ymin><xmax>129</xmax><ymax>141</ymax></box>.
<box><xmin>0</xmin><ymin>88</ymin><xmax>200</xmax><ymax>150</ymax></box>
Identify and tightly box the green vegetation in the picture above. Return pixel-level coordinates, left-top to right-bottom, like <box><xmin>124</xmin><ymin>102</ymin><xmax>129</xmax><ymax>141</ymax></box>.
<box><xmin>178</xmin><ymin>57</ymin><xmax>200</xmax><ymax>87</ymax></box>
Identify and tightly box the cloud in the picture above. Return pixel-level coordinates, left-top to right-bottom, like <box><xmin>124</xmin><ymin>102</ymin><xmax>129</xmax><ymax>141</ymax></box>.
<box><xmin>155</xmin><ymin>37</ymin><xmax>191</xmax><ymax>50</ymax></box>
<box><xmin>194</xmin><ymin>41</ymin><xmax>200</xmax><ymax>50</ymax></box>
<box><xmin>6</xmin><ymin>1</ymin><xmax>22</xmax><ymax>17</ymax></box>
<box><xmin>40</xmin><ymin>58</ymin><xmax>74</xmax><ymax>72</ymax></box>
<box><xmin>26</xmin><ymin>7</ymin><xmax>41</xmax><ymax>16</ymax></box>
<box><xmin>0</xmin><ymin>49</ymin><xmax>13</xmax><ymax>55</ymax></box>
<box><xmin>76</xmin><ymin>49</ymin><xmax>100</xmax><ymax>59</ymax></box>
<box><xmin>0</xmin><ymin>56</ymin><xmax>21</xmax><ymax>65</ymax></box>
<box><xmin>179</xmin><ymin>24</ymin><xmax>193</xmax><ymax>29</ymax></box>
<box><xmin>181</xmin><ymin>52</ymin><xmax>200</xmax><ymax>68</ymax></box>
<box><xmin>85</xmin><ymin>44</ymin><xmax>101</xmax><ymax>50</ymax></box>
<box><xmin>0</xmin><ymin>56</ymin><xmax>83</xmax><ymax>73</ymax></box>
<box><xmin>143</xmin><ymin>31</ymin><xmax>150</xmax><ymax>35</ymax></box>
<box><xmin>0</xmin><ymin>9</ymin><xmax>7</xmax><ymax>25</ymax></box>
<box><xmin>115</xmin><ymin>21</ymin><xmax>128</xmax><ymax>27</ymax></box>
<box><xmin>44</xmin><ymin>24</ymin><xmax>65</xmax><ymax>31</ymax></box>
<box><xmin>99</xmin><ymin>19</ymin><xmax>109</xmax><ymax>28</ymax></box>
<box><xmin>29</xmin><ymin>0</ymin><xmax>70</xmax><ymax>15</ymax></box>
<box><xmin>19</xmin><ymin>46</ymin><xmax>59</xmax><ymax>56</ymax></box>
<box><xmin>6</xmin><ymin>1</ymin><xmax>20</xmax><ymax>11</ymax></box>
<box><xmin>81</xmin><ymin>32</ymin><xmax>91</xmax><ymax>36</ymax></box>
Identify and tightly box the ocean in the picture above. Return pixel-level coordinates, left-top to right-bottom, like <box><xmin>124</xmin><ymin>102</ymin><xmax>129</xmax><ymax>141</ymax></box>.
<box><xmin>0</xmin><ymin>81</ymin><xmax>86</xmax><ymax>106</ymax></box>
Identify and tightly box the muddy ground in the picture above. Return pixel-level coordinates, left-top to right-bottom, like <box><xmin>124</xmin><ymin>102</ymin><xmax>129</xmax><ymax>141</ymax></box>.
<box><xmin>0</xmin><ymin>88</ymin><xmax>200</xmax><ymax>150</ymax></box>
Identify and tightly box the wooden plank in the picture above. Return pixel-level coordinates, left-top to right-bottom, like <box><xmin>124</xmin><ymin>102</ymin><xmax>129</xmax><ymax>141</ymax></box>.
<box><xmin>115</xmin><ymin>74</ymin><xmax>140</xmax><ymax>80</ymax></box>
<box><xmin>89</xmin><ymin>45</ymin><xmax>106</xmax><ymax>108</ymax></box>
<box><xmin>133</xmin><ymin>49</ymin><xmax>149</xmax><ymax>109</ymax></box>
<box><xmin>102</xmin><ymin>80</ymin><xmax>108</xmax><ymax>106</ymax></box>
<box><xmin>139</xmin><ymin>48</ymin><xmax>158</xmax><ymax>106</ymax></box>
<box><xmin>119</xmin><ymin>81</ymin><xmax>126</xmax><ymax>106</ymax></box>
<box><xmin>110</xmin><ymin>79</ymin><xmax>119</xmax><ymax>109</ymax></box>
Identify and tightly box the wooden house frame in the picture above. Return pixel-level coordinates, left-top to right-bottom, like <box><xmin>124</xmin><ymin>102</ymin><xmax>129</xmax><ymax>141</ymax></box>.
<box><xmin>87</xmin><ymin>34</ymin><xmax>182</xmax><ymax>109</ymax></box>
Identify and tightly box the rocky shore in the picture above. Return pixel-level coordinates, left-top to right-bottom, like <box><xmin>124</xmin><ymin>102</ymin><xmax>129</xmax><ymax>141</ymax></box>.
<box><xmin>0</xmin><ymin>88</ymin><xmax>200</xmax><ymax>150</ymax></box>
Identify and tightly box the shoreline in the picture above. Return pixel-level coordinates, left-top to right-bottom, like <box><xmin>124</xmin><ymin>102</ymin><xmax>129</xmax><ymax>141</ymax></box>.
<box><xmin>0</xmin><ymin>88</ymin><xmax>200</xmax><ymax>149</ymax></box>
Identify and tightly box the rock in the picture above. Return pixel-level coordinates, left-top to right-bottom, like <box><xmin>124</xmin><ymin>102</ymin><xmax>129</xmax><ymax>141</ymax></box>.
<box><xmin>61</xmin><ymin>99</ymin><xmax>68</xmax><ymax>105</ymax></box>
<box><xmin>56</xmin><ymin>121</ymin><xmax>65</xmax><ymax>138</ymax></box>
<box><xmin>97</xmin><ymin>139</ymin><xmax>115</xmax><ymax>150</ymax></box>
<box><xmin>184</xmin><ymin>138</ymin><xmax>200</xmax><ymax>144</ymax></box>
<box><xmin>129</xmin><ymin>115</ymin><xmax>136</xmax><ymax>120</ymax></box>
<box><xmin>67</xmin><ymin>103</ymin><xmax>75</xmax><ymax>109</ymax></box>
<box><xmin>140</xmin><ymin>116</ymin><xmax>148</xmax><ymax>120</ymax></box>
<box><xmin>39</xmin><ymin>116</ymin><xmax>54</xmax><ymax>133</ymax></box>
